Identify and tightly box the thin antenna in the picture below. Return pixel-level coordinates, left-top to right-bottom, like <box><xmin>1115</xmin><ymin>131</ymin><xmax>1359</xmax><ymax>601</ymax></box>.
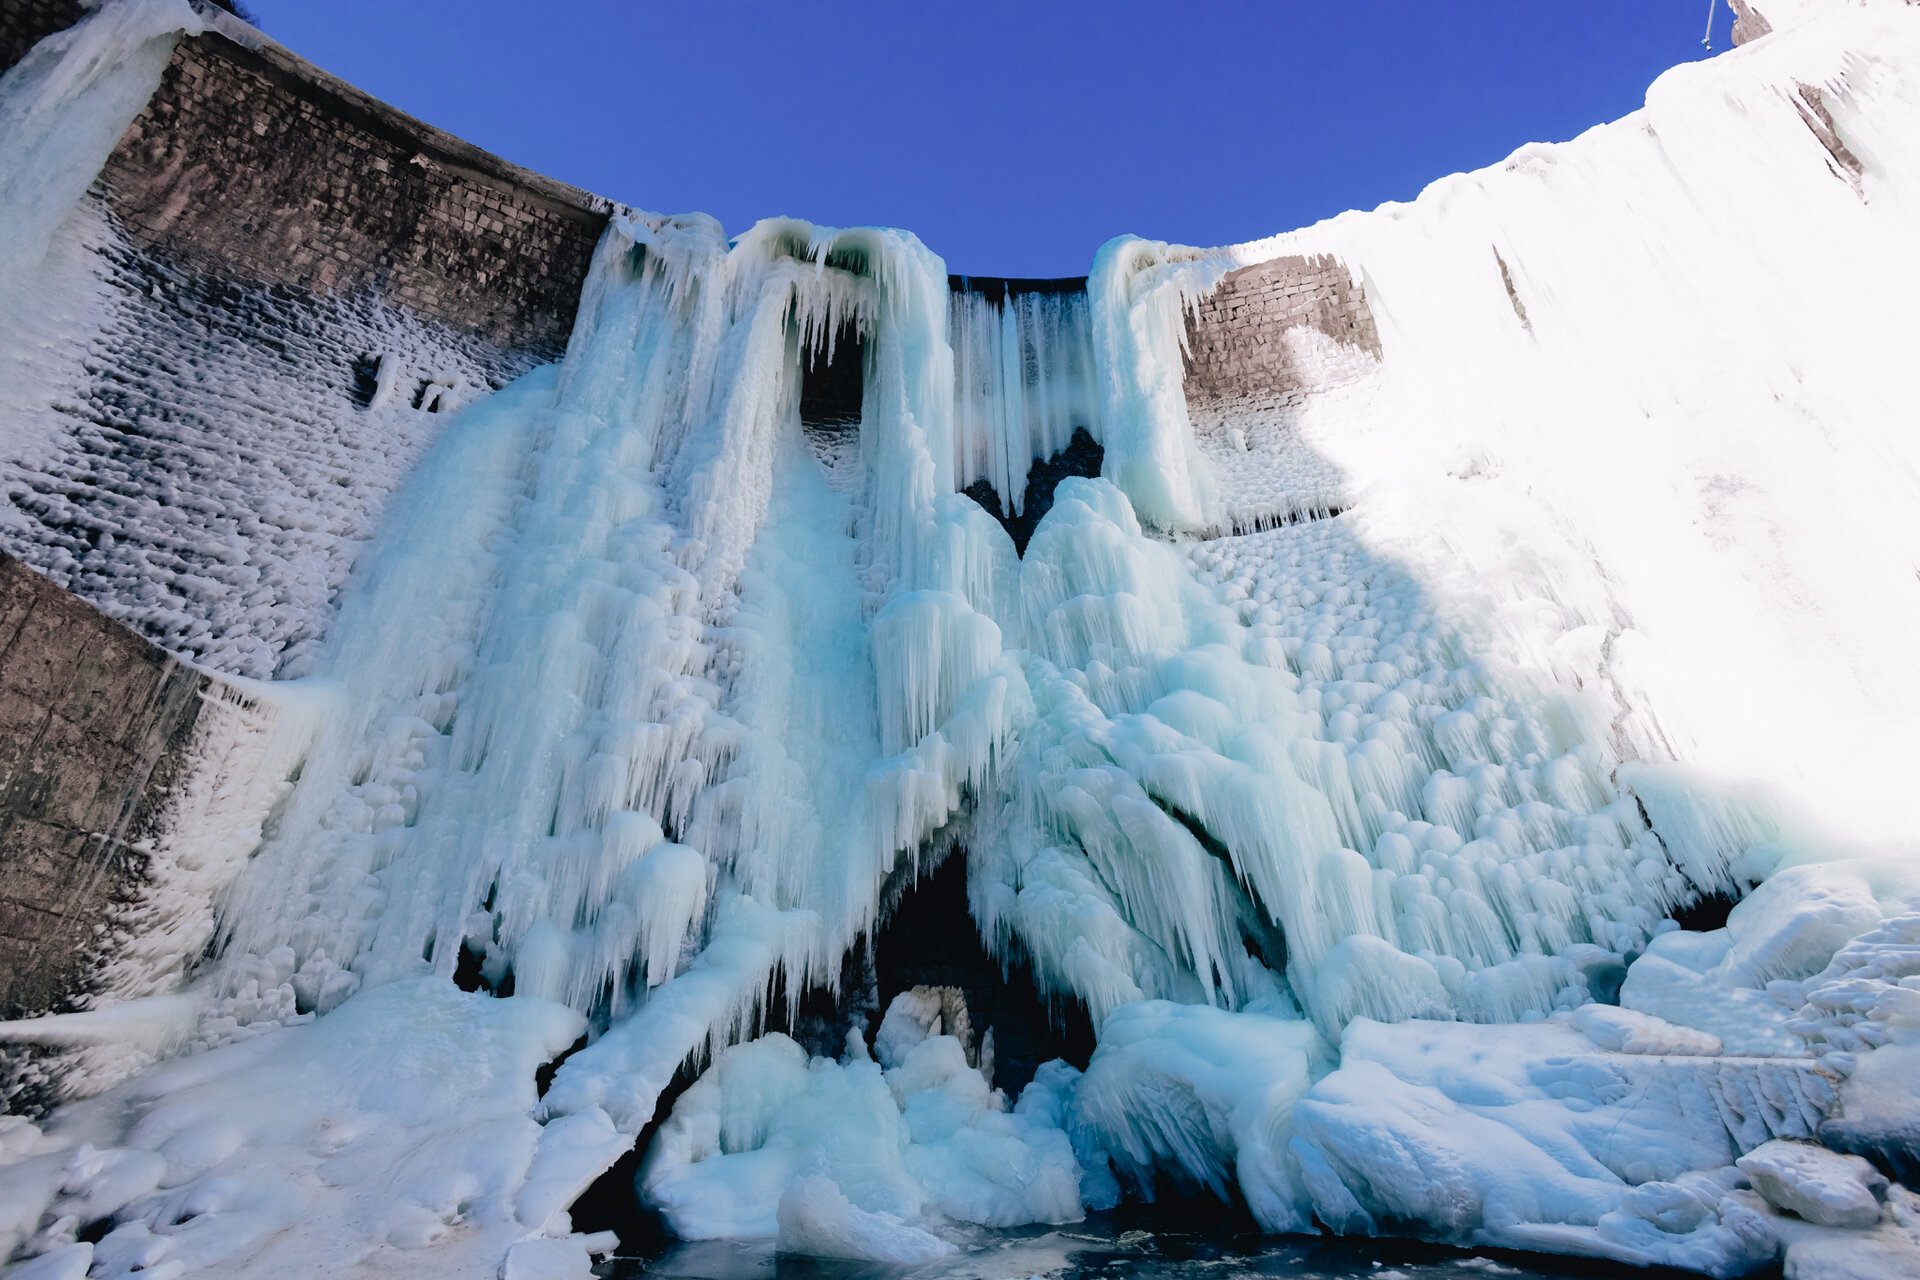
<box><xmin>1703</xmin><ymin>0</ymin><xmax>1717</xmax><ymax>50</ymax></box>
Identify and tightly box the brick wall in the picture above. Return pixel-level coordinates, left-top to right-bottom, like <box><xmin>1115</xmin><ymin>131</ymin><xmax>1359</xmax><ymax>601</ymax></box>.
<box><xmin>102</xmin><ymin>29</ymin><xmax>605</xmax><ymax>354</ymax></box>
<box><xmin>1181</xmin><ymin>253</ymin><xmax>1382</xmax><ymax>422</ymax></box>
<box><xmin>0</xmin><ymin>554</ymin><xmax>207</xmax><ymax>1022</ymax></box>
<box><xmin>0</xmin><ymin>0</ymin><xmax>86</xmax><ymax>76</ymax></box>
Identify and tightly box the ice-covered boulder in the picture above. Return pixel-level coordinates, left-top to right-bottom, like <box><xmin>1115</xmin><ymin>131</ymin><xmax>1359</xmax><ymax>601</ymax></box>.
<box><xmin>1074</xmin><ymin>1001</ymin><xmax>1333</xmax><ymax>1231</ymax></box>
<box><xmin>1571</xmin><ymin>1004</ymin><xmax>1723</xmax><ymax>1055</ymax></box>
<box><xmin>1736</xmin><ymin>1140</ymin><xmax>1886</xmax><ymax>1229</ymax></box>
<box><xmin>775</xmin><ymin>1175</ymin><xmax>957</xmax><ymax>1265</ymax></box>
<box><xmin>1780</xmin><ymin>1186</ymin><xmax>1920</xmax><ymax>1280</ymax></box>
<box><xmin>636</xmin><ymin>992</ymin><xmax>1087</xmax><ymax>1257</ymax></box>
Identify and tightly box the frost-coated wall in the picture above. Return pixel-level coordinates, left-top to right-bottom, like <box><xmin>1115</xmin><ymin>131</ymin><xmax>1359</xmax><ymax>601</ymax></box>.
<box><xmin>0</xmin><ymin>553</ymin><xmax>202</xmax><ymax>1025</ymax></box>
<box><xmin>0</xmin><ymin>11</ymin><xmax>606</xmax><ymax>679</ymax></box>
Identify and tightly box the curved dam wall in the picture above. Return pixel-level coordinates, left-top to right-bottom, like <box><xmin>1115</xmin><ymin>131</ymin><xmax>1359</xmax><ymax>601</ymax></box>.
<box><xmin>0</xmin><ymin>6</ymin><xmax>1119</xmax><ymax>1046</ymax></box>
<box><xmin>0</xmin><ymin>3</ymin><xmax>1383</xmax><ymax>1034</ymax></box>
<box><xmin>0</xmin><ymin>4</ymin><xmax>1391</xmax><ymax>688</ymax></box>
<box><xmin>6</xmin><ymin>6</ymin><xmax>1920</xmax><ymax>1277</ymax></box>
<box><xmin>0</xmin><ymin>0</ymin><xmax>1841</xmax><ymax>1063</ymax></box>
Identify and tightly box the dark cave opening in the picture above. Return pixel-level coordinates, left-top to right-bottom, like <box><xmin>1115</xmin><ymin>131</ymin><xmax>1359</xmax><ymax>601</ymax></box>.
<box><xmin>797</xmin><ymin>321</ymin><xmax>866</xmax><ymax>433</ymax></box>
<box><xmin>871</xmin><ymin>851</ymin><xmax>1097</xmax><ymax>1089</ymax></box>
<box><xmin>1668</xmin><ymin>888</ymin><xmax>1741</xmax><ymax>934</ymax></box>
<box><xmin>569</xmin><ymin>848</ymin><xmax>1093</xmax><ymax>1246</ymax></box>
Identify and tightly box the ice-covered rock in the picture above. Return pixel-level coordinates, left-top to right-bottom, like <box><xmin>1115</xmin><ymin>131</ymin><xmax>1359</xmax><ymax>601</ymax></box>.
<box><xmin>498</xmin><ymin>1238</ymin><xmax>594</xmax><ymax>1280</ymax></box>
<box><xmin>774</xmin><ymin>1175</ymin><xmax>957</xmax><ymax>1265</ymax></box>
<box><xmin>1571</xmin><ymin>1004</ymin><xmax>1723</xmax><ymax>1055</ymax></box>
<box><xmin>1290</xmin><ymin>1017</ymin><xmax>1840</xmax><ymax>1272</ymax></box>
<box><xmin>1074</xmin><ymin>1001</ymin><xmax>1333</xmax><ymax>1232</ymax></box>
<box><xmin>637</xmin><ymin>991</ymin><xmax>1084</xmax><ymax>1255</ymax></box>
<box><xmin>1737</xmin><ymin>1140</ymin><xmax>1887</xmax><ymax>1228</ymax></box>
<box><xmin>1781</xmin><ymin>1186</ymin><xmax>1920</xmax><ymax>1280</ymax></box>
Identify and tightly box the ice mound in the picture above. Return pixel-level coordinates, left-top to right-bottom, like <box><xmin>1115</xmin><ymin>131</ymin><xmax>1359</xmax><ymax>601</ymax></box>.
<box><xmin>1073</xmin><ymin>1000</ymin><xmax>1333</xmax><ymax>1232</ymax></box>
<box><xmin>0</xmin><ymin>980</ymin><xmax>589</xmax><ymax>1278</ymax></box>
<box><xmin>637</xmin><ymin>991</ymin><xmax>1086</xmax><ymax>1257</ymax></box>
<box><xmin>1738</xmin><ymin>1140</ymin><xmax>1887</xmax><ymax>1229</ymax></box>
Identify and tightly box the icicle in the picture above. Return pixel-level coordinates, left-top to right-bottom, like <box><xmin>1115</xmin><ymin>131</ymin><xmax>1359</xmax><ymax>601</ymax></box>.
<box><xmin>949</xmin><ymin>286</ymin><xmax>1097</xmax><ymax>514</ymax></box>
<box><xmin>0</xmin><ymin>0</ymin><xmax>207</xmax><ymax>306</ymax></box>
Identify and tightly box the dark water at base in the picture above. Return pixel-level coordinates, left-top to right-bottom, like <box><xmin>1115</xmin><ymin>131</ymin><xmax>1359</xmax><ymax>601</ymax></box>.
<box><xmin>598</xmin><ymin>1209</ymin><xmax>1679</xmax><ymax>1280</ymax></box>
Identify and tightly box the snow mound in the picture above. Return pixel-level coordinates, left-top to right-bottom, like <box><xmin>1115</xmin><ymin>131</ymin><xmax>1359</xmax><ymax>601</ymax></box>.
<box><xmin>637</xmin><ymin>992</ymin><xmax>1085</xmax><ymax>1257</ymax></box>
<box><xmin>1738</xmin><ymin>1140</ymin><xmax>1887</xmax><ymax>1229</ymax></box>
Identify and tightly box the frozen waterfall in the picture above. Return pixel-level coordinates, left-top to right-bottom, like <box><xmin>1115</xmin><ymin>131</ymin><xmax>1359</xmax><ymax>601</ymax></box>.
<box><xmin>4</xmin><ymin>2</ymin><xmax>1920</xmax><ymax>1279</ymax></box>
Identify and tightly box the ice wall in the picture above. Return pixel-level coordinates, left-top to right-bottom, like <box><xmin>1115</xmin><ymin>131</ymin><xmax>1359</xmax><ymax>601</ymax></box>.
<box><xmin>1190</xmin><ymin>0</ymin><xmax>1920</xmax><ymax>861</ymax></box>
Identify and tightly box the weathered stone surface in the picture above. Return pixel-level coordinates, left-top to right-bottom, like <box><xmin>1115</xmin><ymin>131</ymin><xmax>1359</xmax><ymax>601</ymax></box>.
<box><xmin>1180</xmin><ymin>253</ymin><xmax>1383</xmax><ymax>425</ymax></box>
<box><xmin>0</xmin><ymin>0</ymin><xmax>86</xmax><ymax>76</ymax></box>
<box><xmin>0</xmin><ymin>14</ymin><xmax>615</xmax><ymax>679</ymax></box>
<box><xmin>101</xmin><ymin>30</ymin><xmax>606</xmax><ymax>353</ymax></box>
<box><xmin>0</xmin><ymin>555</ymin><xmax>206</xmax><ymax>1024</ymax></box>
<box><xmin>1729</xmin><ymin>0</ymin><xmax>1775</xmax><ymax>46</ymax></box>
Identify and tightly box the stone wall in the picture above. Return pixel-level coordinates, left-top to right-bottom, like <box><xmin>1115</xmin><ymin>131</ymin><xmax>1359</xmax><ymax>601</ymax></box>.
<box><xmin>0</xmin><ymin>554</ymin><xmax>206</xmax><ymax>1023</ymax></box>
<box><xmin>1729</xmin><ymin>0</ymin><xmax>1775</xmax><ymax>45</ymax></box>
<box><xmin>1172</xmin><ymin>255</ymin><xmax>1383</xmax><ymax>530</ymax></box>
<box><xmin>0</xmin><ymin>5</ymin><xmax>613</xmax><ymax>1033</ymax></box>
<box><xmin>1181</xmin><ymin>253</ymin><xmax>1382</xmax><ymax>424</ymax></box>
<box><xmin>0</xmin><ymin>11</ymin><xmax>611</xmax><ymax>680</ymax></box>
<box><xmin>0</xmin><ymin>0</ymin><xmax>86</xmax><ymax>76</ymax></box>
<box><xmin>103</xmin><ymin>30</ymin><xmax>605</xmax><ymax>353</ymax></box>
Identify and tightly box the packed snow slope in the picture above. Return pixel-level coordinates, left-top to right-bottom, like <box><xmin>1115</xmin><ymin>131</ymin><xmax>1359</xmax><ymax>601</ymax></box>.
<box><xmin>4</xmin><ymin>1</ymin><xmax>1920</xmax><ymax>1278</ymax></box>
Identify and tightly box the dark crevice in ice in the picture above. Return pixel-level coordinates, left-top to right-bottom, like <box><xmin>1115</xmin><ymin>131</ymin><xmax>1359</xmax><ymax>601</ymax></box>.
<box><xmin>873</xmin><ymin>850</ymin><xmax>1097</xmax><ymax>1087</ymax></box>
<box><xmin>568</xmin><ymin>1056</ymin><xmax>705</xmax><ymax>1247</ymax></box>
<box><xmin>963</xmin><ymin>426</ymin><xmax>1105</xmax><ymax>556</ymax></box>
<box><xmin>1669</xmin><ymin>888</ymin><xmax>1740</xmax><ymax>935</ymax></box>
<box><xmin>797</xmin><ymin>321</ymin><xmax>866</xmax><ymax>432</ymax></box>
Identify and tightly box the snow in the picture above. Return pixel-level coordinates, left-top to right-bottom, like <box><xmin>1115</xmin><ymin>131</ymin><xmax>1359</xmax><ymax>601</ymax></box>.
<box><xmin>5</xmin><ymin>1</ymin><xmax>1920</xmax><ymax>1278</ymax></box>
<box><xmin>3</xmin><ymin>980</ymin><xmax>584</xmax><ymax>1279</ymax></box>
<box><xmin>0</xmin><ymin>0</ymin><xmax>202</xmax><ymax>309</ymax></box>
<box><xmin>1738</xmin><ymin>1140</ymin><xmax>1887</xmax><ymax>1228</ymax></box>
<box><xmin>0</xmin><ymin>0</ymin><xmax>199</xmax><ymax>527</ymax></box>
<box><xmin>1195</xmin><ymin>5</ymin><xmax>1920</xmax><ymax>861</ymax></box>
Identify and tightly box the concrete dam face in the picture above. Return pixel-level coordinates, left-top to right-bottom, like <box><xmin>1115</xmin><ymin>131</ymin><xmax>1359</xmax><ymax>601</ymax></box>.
<box><xmin>2</xmin><ymin>2</ymin><xmax>1919</xmax><ymax>1278</ymax></box>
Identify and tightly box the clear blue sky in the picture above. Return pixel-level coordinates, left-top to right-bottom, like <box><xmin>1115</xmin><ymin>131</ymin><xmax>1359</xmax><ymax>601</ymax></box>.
<box><xmin>243</xmin><ymin>1</ymin><xmax>1725</xmax><ymax>277</ymax></box>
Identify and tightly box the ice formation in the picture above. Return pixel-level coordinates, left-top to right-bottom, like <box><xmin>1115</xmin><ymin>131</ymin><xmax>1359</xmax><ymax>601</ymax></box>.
<box><xmin>638</xmin><ymin>990</ymin><xmax>1089</xmax><ymax>1262</ymax></box>
<box><xmin>4</xmin><ymin>1</ymin><xmax>1920</xmax><ymax>1278</ymax></box>
<box><xmin>949</xmin><ymin>283</ymin><xmax>1097</xmax><ymax>516</ymax></box>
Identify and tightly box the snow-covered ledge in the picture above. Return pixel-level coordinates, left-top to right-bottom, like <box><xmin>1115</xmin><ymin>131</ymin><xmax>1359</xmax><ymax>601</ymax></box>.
<box><xmin>1730</xmin><ymin>0</ymin><xmax>1920</xmax><ymax>45</ymax></box>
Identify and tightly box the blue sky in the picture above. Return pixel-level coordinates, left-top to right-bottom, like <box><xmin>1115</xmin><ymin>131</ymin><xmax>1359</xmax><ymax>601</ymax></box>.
<box><xmin>244</xmin><ymin>1</ymin><xmax>1725</xmax><ymax>277</ymax></box>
